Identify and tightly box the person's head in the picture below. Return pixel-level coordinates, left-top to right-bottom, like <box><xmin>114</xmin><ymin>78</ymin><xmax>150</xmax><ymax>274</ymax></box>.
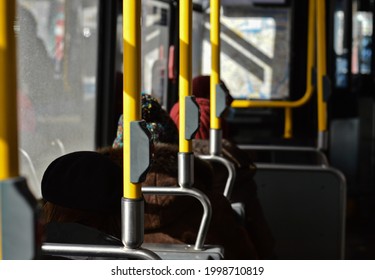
<box><xmin>41</xmin><ymin>151</ymin><xmax>123</xmax><ymax>238</ymax></box>
<box><xmin>169</xmin><ymin>75</ymin><xmax>233</xmax><ymax>140</ymax></box>
<box><xmin>169</xmin><ymin>97</ymin><xmax>211</xmax><ymax>140</ymax></box>
<box><xmin>113</xmin><ymin>93</ymin><xmax>178</xmax><ymax>148</ymax></box>
<box><xmin>192</xmin><ymin>75</ymin><xmax>233</xmax><ymax>105</ymax></box>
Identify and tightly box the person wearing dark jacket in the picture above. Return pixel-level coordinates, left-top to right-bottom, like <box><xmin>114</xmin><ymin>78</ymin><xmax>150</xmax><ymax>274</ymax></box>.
<box><xmin>41</xmin><ymin>151</ymin><xmax>123</xmax><ymax>246</ymax></box>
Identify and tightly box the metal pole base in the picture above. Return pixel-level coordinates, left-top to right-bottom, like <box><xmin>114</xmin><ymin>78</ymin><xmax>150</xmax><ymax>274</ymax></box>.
<box><xmin>121</xmin><ymin>197</ymin><xmax>144</xmax><ymax>249</ymax></box>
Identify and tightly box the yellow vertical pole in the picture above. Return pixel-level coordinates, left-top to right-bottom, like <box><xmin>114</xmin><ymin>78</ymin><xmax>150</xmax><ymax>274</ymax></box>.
<box><xmin>0</xmin><ymin>0</ymin><xmax>19</xmax><ymax>259</ymax></box>
<box><xmin>179</xmin><ymin>0</ymin><xmax>192</xmax><ymax>153</ymax></box>
<box><xmin>316</xmin><ymin>0</ymin><xmax>328</xmax><ymax>134</ymax></box>
<box><xmin>307</xmin><ymin>0</ymin><xmax>316</xmax><ymax>95</ymax></box>
<box><xmin>283</xmin><ymin>107</ymin><xmax>292</xmax><ymax>139</ymax></box>
<box><xmin>210</xmin><ymin>0</ymin><xmax>221</xmax><ymax>130</ymax></box>
<box><xmin>0</xmin><ymin>0</ymin><xmax>19</xmax><ymax>180</ymax></box>
<box><xmin>123</xmin><ymin>0</ymin><xmax>142</xmax><ymax>199</ymax></box>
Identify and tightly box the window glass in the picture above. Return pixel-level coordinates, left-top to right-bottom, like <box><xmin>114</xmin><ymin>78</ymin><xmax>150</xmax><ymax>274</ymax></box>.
<box><xmin>16</xmin><ymin>0</ymin><xmax>99</xmax><ymax>198</ymax></box>
<box><xmin>201</xmin><ymin>7</ymin><xmax>290</xmax><ymax>100</ymax></box>
<box><xmin>334</xmin><ymin>10</ymin><xmax>349</xmax><ymax>87</ymax></box>
<box><xmin>352</xmin><ymin>11</ymin><xmax>373</xmax><ymax>74</ymax></box>
<box><xmin>116</xmin><ymin>0</ymin><xmax>170</xmax><ymax>108</ymax></box>
<box><xmin>142</xmin><ymin>0</ymin><xmax>170</xmax><ymax>108</ymax></box>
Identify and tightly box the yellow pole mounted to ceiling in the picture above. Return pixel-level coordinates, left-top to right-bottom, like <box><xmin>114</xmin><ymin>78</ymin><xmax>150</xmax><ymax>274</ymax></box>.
<box><xmin>179</xmin><ymin>0</ymin><xmax>193</xmax><ymax>153</ymax></box>
<box><xmin>0</xmin><ymin>0</ymin><xmax>19</xmax><ymax>260</ymax></box>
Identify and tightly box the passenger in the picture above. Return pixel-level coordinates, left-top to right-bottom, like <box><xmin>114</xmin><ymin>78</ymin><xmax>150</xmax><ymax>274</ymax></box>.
<box><xmin>170</xmin><ymin>75</ymin><xmax>232</xmax><ymax>139</ymax></box>
<box><xmin>17</xmin><ymin>6</ymin><xmax>61</xmax><ymax>114</ymax></box>
<box><xmin>113</xmin><ymin>93</ymin><xmax>178</xmax><ymax>147</ymax></box>
<box><xmin>169</xmin><ymin>75</ymin><xmax>275</xmax><ymax>259</ymax></box>
<box><xmin>101</xmin><ymin>93</ymin><xmax>258</xmax><ymax>259</ymax></box>
<box><xmin>41</xmin><ymin>151</ymin><xmax>123</xmax><ymax>246</ymax></box>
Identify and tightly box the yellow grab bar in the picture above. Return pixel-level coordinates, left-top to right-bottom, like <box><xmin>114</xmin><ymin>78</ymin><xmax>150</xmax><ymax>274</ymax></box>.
<box><xmin>316</xmin><ymin>0</ymin><xmax>328</xmax><ymax>133</ymax></box>
<box><xmin>123</xmin><ymin>0</ymin><xmax>142</xmax><ymax>199</ymax></box>
<box><xmin>0</xmin><ymin>0</ymin><xmax>19</xmax><ymax>180</ymax></box>
<box><xmin>231</xmin><ymin>0</ymin><xmax>316</xmax><ymax>139</ymax></box>
<box><xmin>179</xmin><ymin>0</ymin><xmax>193</xmax><ymax>153</ymax></box>
<box><xmin>210</xmin><ymin>0</ymin><xmax>221</xmax><ymax>130</ymax></box>
<box><xmin>0</xmin><ymin>0</ymin><xmax>18</xmax><ymax>260</ymax></box>
<box><xmin>283</xmin><ymin>107</ymin><xmax>293</xmax><ymax>139</ymax></box>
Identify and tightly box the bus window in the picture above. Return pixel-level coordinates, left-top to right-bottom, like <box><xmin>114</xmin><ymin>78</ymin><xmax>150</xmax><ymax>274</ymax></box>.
<box><xmin>193</xmin><ymin>6</ymin><xmax>205</xmax><ymax>78</ymax></box>
<box><xmin>142</xmin><ymin>1</ymin><xmax>170</xmax><ymax>108</ymax></box>
<box><xmin>200</xmin><ymin>6</ymin><xmax>291</xmax><ymax>100</ymax></box>
<box><xmin>16</xmin><ymin>0</ymin><xmax>99</xmax><ymax>198</ymax></box>
<box><xmin>334</xmin><ymin>9</ymin><xmax>349</xmax><ymax>88</ymax></box>
<box><xmin>334</xmin><ymin>1</ymin><xmax>373</xmax><ymax>88</ymax></box>
<box><xmin>352</xmin><ymin>10</ymin><xmax>372</xmax><ymax>75</ymax></box>
<box><xmin>116</xmin><ymin>0</ymin><xmax>171</xmax><ymax>108</ymax></box>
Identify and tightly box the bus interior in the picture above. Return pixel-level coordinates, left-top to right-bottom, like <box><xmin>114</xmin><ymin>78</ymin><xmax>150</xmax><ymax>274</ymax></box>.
<box><xmin>1</xmin><ymin>0</ymin><xmax>375</xmax><ymax>260</ymax></box>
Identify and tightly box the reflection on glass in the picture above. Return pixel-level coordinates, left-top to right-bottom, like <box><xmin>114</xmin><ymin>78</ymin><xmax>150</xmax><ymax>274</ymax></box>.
<box><xmin>352</xmin><ymin>12</ymin><xmax>372</xmax><ymax>75</ymax></box>
<box><xmin>201</xmin><ymin>8</ymin><xmax>290</xmax><ymax>100</ymax></box>
<box><xmin>16</xmin><ymin>0</ymin><xmax>98</xmax><ymax>198</ymax></box>
<box><xmin>334</xmin><ymin>10</ymin><xmax>348</xmax><ymax>88</ymax></box>
<box><xmin>116</xmin><ymin>0</ymin><xmax>170</xmax><ymax>107</ymax></box>
<box><xmin>142</xmin><ymin>1</ymin><xmax>170</xmax><ymax>108</ymax></box>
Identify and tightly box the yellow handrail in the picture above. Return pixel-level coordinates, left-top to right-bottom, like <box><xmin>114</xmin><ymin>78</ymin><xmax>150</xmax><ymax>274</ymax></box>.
<box><xmin>316</xmin><ymin>0</ymin><xmax>328</xmax><ymax>133</ymax></box>
<box><xmin>123</xmin><ymin>0</ymin><xmax>142</xmax><ymax>199</ymax></box>
<box><xmin>230</xmin><ymin>0</ymin><xmax>317</xmax><ymax>139</ymax></box>
<box><xmin>0</xmin><ymin>0</ymin><xmax>19</xmax><ymax>180</ymax></box>
<box><xmin>179</xmin><ymin>0</ymin><xmax>193</xmax><ymax>153</ymax></box>
<box><xmin>0</xmin><ymin>0</ymin><xmax>18</xmax><ymax>260</ymax></box>
<box><xmin>284</xmin><ymin>107</ymin><xmax>293</xmax><ymax>139</ymax></box>
<box><xmin>210</xmin><ymin>0</ymin><xmax>221</xmax><ymax>130</ymax></box>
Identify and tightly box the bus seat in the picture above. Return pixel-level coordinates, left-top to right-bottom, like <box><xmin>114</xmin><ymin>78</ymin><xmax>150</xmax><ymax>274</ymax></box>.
<box><xmin>239</xmin><ymin>144</ymin><xmax>329</xmax><ymax>166</ymax></box>
<box><xmin>40</xmin><ymin>147</ymin><xmax>241</xmax><ymax>259</ymax></box>
<box><xmin>141</xmin><ymin>185</ymin><xmax>225</xmax><ymax>260</ymax></box>
<box><xmin>107</xmin><ymin>94</ymin><xmax>257</xmax><ymax>258</ymax></box>
<box><xmin>254</xmin><ymin>163</ymin><xmax>346</xmax><ymax>259</ymax></box>
<box><xmin>196</xmin><ymin>153</ymin><xmax>236</xmax><ymax>199</ymax></box>
<box><xmin>169</xmin><ymin>85</ymin><xmax>275</xmax><ymax>258</ymax></box>
<box><xmin>330</xmin><ymin>118</ymin><xmax>359</xmax><ymax>192</ymax></box>
<box><xmin>42</xmin><ymin>222</ymin><xmax>161</xmax><ymax>260</ymax></box>
<box><xmin>42</xmin><ymin>197</ymin><xmax>224</xmax><ymax>260</ymax></box>
<box><xmin>45</xmin><ymin>222</ymin><xmax>123</xmax><ymax>246</ymax></box>
<box><xmin>42</xmin><ymin>222</ymin><xmax>122</xmax><ymax>259</ymax></box>
<box><xmin>40</xmin><ymin>151</ymin><xmax>159</xmax><ymax>260</ymax></box>
<box><xmin>101</xmin><ymin>143</ymin><xmax>257</xmax><ymax>259</ymax></box>
<box><xmin>192</xmin><ymin>139</ymin><xmax>275</xmax><ymax>259</ymax></box>
<box><xmin>0</xmin><ymin>177</ymin><xmax>41</xmax><ymax>259</ymax></box>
